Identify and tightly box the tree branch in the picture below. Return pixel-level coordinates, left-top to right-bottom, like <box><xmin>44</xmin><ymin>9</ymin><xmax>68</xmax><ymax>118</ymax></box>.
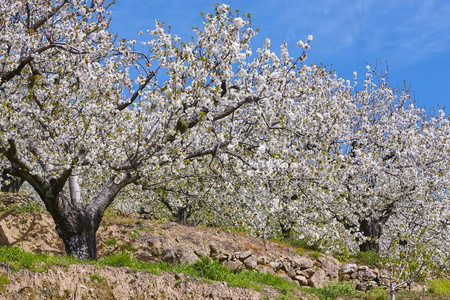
<box><xmin>185</xmin><ymin>141</ymin><xmax>229</xmax><ymax>160</ymax></box>
<box><xmin>117</xmin><ymin>72</ymin><xmax>155</xmax><ymax>110</ymax></box>
<box><xmin>30</xmin><ymin>0</ymin><xmax>69</xmax><ymax>31</ymax></box>
<box><xmin>213</xmin><ymin>96</ymin><xmax>258</xmax><ymax>121</ymax></box>
<box><xmin>87</xmin><ymin>173</ymin><xmax>138</xmax><ymax>228</ymax></box>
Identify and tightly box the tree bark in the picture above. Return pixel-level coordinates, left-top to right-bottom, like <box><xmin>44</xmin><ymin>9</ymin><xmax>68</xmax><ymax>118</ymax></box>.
<box><xmin>359</xmin><ymin>218</ymin><xmax>382</xmax><ymax>252</ymax></box>
<box><xmin>52</xmin><ymin>196</ymin><xmax>99</xmax><ymax>260</ymax></box>
<box><xmin>51</xmin><ymin>174</ymin><xmax>136</xmax><ymax>260</ymax></box>
<box><xmin>1</xmin><ymin>170</ymin><xmax>25</xmax><ymax>193</ymax></box>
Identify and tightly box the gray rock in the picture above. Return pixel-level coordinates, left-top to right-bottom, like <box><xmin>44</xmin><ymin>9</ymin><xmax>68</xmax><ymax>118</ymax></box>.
<box><xmin>244</xmin><ymin>255</ymin><xmax>258</xmax><ymax>270</ymax></box>
<box><xmin>308</xmin><ymin>268</ymin><xmax>326</xmax><ymax>288</ymax></box>
<box><xmin>341</xmin><ymin>263</ymin><xmax>357</xmax><ymax>274</ymax></box>
<box><xmin>358</xmin><ymin>269</ymin><xmax>377</xmax><ymax>281</ymax></box>
<box><xmin>161</xmin><ymin>249</ymin><xmax>176</xmax><ymax>263</ymax></box>
<box><xmin>299</xmin><ymin>267</ymin><xmax>316</xmax><ymax>278</ymax></box>
<box><xmin>287</xmin><ymin>266</ymin><xmax>297</xmax><ymax>279</ymax></box>
<box><xmin>356</xmin><ymin>282</ymin><xmax>368</xmax><ymax>291</ymax></box>
<box><xmin>317</xmin><ymin>256</ymin><xmax>340</xmax><ymax>281</ymax></box>
<box><xmin>209</xmin><ymin>243</ymin><xmax>220</xmax><ymax>257</ymax></box>
<box><xmin>278</xmin><ymin>274</ymin><xmax>294</xmax><ymax>283</ymax></box>
<box><xmin>255</xmin><ymin>265</ymin><xmax>276</xmax><ymax>275</ymax></box>
<box><xmin>281</xmin><ymin>261</ymin><xmax>292</xmax><ymax>272</ymax></box>
<box><xmin>194</xmin><ymin>248</ymin><xmax>209</xmax><ymax>258</ymax></box>
<box><xmin>173</xmin><ymin>244</ymin><xmax>199</xmax><ymax>264</ymax></box>
<box><xmin>294</xmin><ymin>275</ymin><xmax>309</xmax><ymax>286</ymax></box>
<box><xmin>257</xmin><ymin>256</ymin><xmax>270</xmax><ymax>265</ymax></box>
<box><xmin>269</xmin><ymin>261</ymin><xmax>281</xmax><ymax>271</ymax></box>
<box><xmin>291</xmin><ymin>256</ymin><xmax>314</xmax><ymax>269</ymax></box>
<box><xmin>368</xmin><ymin>280</ymin><xmax>378</xmax><ymax>287</ymax></box>
<box><xmin>239</xmin><ymin>250</ymin><xmax>253</xmax><ymax>261</ymax></box>
<box><xmin>216</xmin><ymin>253</ymin><xmax>229</xmax><ymax>262</ymax></box>
<box><xmin>340</xmin><ymin>273</ymin><xmax>351</xmax><ymax>281</ymax></box>
<box><xmin>224</xmin><ymin>260</ymin><xmax>244</xmax><ymax>271</ymax></box>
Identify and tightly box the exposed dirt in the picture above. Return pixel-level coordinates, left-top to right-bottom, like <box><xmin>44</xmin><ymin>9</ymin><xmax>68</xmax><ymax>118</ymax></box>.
<box><xmin>0</xmin><ymin>193</ymin><xmax>318</xmax><ymax>299</ymax></box>
<box><xmin>0</xmin><ymin>263</ymin><xmax>317</xmax><ymax>300</ymax></box>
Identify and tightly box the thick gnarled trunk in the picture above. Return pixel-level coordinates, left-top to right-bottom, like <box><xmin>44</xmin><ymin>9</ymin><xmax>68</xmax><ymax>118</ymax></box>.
<box><xmin>55</xmin><ymin>218</ymin><xmax>98</xmax><ymax>260</ymax></box>
<box><xmin>40</xmin><ymin>192</ymin><xmax>101</xmax><ymax>260</ymax></box>
<box><xmin>1</xmin><ymin>137</ymin><xmax>137</xmax><ymax>260</ymax></box>
<box><xmin>359</xmin><ymin>218</ymin><xmax>382</xmax><ymax>252</ymax></box>
<box><xmin>44</xmin><ymin>173</ymin><xmax>136</xmax><ymax>260</ymax></box>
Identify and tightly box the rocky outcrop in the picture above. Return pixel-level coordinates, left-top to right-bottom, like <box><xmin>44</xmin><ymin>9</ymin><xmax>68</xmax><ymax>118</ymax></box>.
<box><xmin>339</xmin><ymin>263</ymin><xmax>381</xmax><ymax>291</ymax></box>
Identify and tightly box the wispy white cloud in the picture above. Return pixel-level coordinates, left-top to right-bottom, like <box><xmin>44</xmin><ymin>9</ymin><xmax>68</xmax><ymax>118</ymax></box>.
<box><xmin>264</xmin><ymin>0</ymin><xmax>450</xmax><ymax>65</ymax></box>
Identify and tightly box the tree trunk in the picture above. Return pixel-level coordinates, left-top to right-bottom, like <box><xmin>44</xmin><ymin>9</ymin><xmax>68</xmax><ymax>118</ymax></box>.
<box><xmin>280</xmin><ymin>219</ymin><xmax>295</xmax><ymax>240</ymax></box>
<box><xmin>42</xmin><ymin>192</ymin><xmax>101</xmax><ymax>260</ymax></box>
<box><xmin>359</xmin><ymin>218</ymin><xmax>382</xmax><ymax>252</ymax></box>
<box><xmin>48</xmin><ymin>174</ymin><xmax>136</xmax><ymax>260</ymax></box>
<box><xmin>57</xmin><ymin>224</ymin><xmax>98</xmax><ymax>260</ymax></box>
<box><xmin>1</xmin><ymin>170</ymin><xmax>25</xmax><ymax>193</ymax></box>
<box><xmin>2</xmin><ymin>139</ymin><xmax>138</xmax><ymax>261</ymax></box>
<box><xmin>390</xmin><ymin>282</ymin><xmax>396</xmax><ymax>300</ymax></box>
<box><xmin>174</xmin><ymin>205</ymin><xmax>192</xmax><ymax>225</ymax></box>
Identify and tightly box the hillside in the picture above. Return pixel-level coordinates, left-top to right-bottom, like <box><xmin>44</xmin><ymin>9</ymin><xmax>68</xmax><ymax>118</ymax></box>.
<box><xmin>0</xmin><ymin>193</ymin><xmax>447</xmax><ymax>299</ymax></box>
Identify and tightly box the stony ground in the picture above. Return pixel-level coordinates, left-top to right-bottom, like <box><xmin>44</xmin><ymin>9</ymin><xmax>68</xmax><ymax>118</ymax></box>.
<box><xmin>0</xmin><ymin>193</ymin><xmax>447</xmax><ymax>300</ymax></box>
<box><xmin>1</xmin><ymin>263</ymin><xmax>315</xmax><ymax>300</ymax></box>
<box><xmin>0</xmin><ymin>193</ymin><xmax>318</xmax><ymax>299</ymax></box>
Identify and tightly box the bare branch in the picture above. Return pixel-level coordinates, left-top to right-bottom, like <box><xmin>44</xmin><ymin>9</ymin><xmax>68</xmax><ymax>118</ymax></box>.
<box><xmin>213</xmin><ymin>96</ymin><xmax>258</xmax><ymax>121</ymax></box>
<box><xmin>117</xmin><ymin>72</ymin><xmax>156</xmax><ymax>110</ymax></box>
<box><xmin>185</xmin><ymin>141</ymin><xmax>229</xmax><ymax>160</ymax></box>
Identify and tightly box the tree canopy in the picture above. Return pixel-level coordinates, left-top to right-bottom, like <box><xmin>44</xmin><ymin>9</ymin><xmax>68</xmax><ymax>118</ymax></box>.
<box><xmin>1</xmin><ymin>0</ymin><xmax>449</xmax><ymax>265</ymax></box>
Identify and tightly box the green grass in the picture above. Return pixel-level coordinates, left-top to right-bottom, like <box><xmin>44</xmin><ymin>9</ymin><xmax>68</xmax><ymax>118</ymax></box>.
<box><xmin>0</xmin><ymin>246</ymin><xmax>86</xmax><ymax>272</ymax></box>
<box><xmin>308</xmin><ymin>281</ymin><xmax>360</xmax><ymax>300</ymax></box>
<box><xmin>351</xmin><ymin>250</ymin><xmax>386</xmax><ymax>268</ymax></box>
<box><xmin>120</xmin><ymin>242</ymin><xmax>137</xmax><ymax>252</ymax></box>
<box><xmin>0</xmin><ymin>246</ymin><xmax>437</xmax><ymax>300</ymax></box>
<box><xmin>0</xmin><ymin>202</ymin><xmax>45</xmax><ymax>214</ymax></box>
<box><xmin>104</xmin><ymin>237</ymin><xmax>117</xmax><ymax>246</ymax></box>
<box><xmin>128</xmin><ymin>232</ymin><xmax>139</xmax><ymax>239</ymax></box>
<box><xmin>428</xmin><ymin>279</ymin><xmax>450</xmax><ymax>295</ymax></box>
<box><xmin>0</xmin><ymin>246</ymin><xmax>303</xmax><ymax>298</ymax></box>
<box><xmin>174</xmin><ymin>257</ymin><xmax>303</xmax><ymax>297</ymax></box>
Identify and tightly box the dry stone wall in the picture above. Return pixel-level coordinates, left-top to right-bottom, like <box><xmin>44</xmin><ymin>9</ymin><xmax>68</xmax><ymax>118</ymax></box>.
<box><xmin>156</xmin><ymin>241</ymin><xmax>384</xmax><ymax>291</ymax></box>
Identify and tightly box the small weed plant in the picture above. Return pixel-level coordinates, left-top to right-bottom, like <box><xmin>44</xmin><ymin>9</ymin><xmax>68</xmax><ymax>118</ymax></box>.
<box><xmin>0</xmin><ymin>273</ymin><xmax>10</xmax><ymax>292</ymax></box>
<box><xmin>90</xmin><ymin>273</ymin><xmax>106</xmax><ymax>283</ymax></box>
<box><xmin>104</xmin><ymin>237</ymin><xmax>117</xmax><ymax>246</ymax></box>
<box><xmin>0</xmin><ymin>202</ymin><xmax>44</xmax><ymax>214</ymax></box>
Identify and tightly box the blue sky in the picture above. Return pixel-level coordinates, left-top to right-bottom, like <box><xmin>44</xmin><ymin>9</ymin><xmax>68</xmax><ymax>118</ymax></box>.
<box><xmin>109</xmin><ymin>0</ymin><xmax>450</xmax><ymax>112</ymax></box>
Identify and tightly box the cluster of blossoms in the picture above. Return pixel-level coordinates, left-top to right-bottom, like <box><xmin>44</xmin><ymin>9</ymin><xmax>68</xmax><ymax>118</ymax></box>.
<box><xmin>0</xmin><ymin>1</ymin><xmax>449</xmax><ymax>265</ymax></box>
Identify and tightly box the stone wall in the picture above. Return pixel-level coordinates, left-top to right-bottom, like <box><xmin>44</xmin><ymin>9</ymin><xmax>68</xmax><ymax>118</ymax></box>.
<box><xmin>158</xmin><ymin>241</ymin><xmax>386</xmax><ymax>291</ymax></box>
